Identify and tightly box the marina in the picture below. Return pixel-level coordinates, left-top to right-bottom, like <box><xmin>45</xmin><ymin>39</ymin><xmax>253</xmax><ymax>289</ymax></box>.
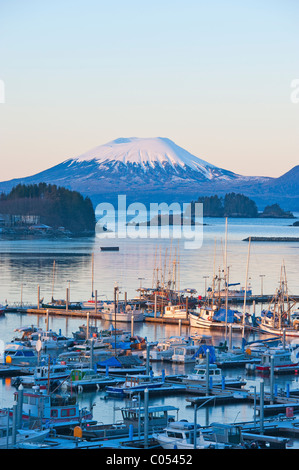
<box><xmin>1</xmin><ymin>216</ymin><xmax>299</xmax><ymax>451</ymax></box>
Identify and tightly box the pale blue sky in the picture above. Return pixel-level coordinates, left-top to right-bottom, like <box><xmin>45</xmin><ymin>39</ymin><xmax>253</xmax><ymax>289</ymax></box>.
<box><xmin>0</xmin><ymin>0</ymin><xmax>298</xmax><ymax>181</ymax></box>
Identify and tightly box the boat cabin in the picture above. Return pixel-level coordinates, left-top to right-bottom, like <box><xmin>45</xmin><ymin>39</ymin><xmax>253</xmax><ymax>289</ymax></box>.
<box><xmin>161</xmin><ymin>421</ymin><xmax>202</xmax><ymax>444</ymax></box>
<box><xmin>121</xmin><ymin>405</ymin><xmax>179</xmax><ymax>431</ymax></box>
<box><xmin>208</xmin><ymin>423</ymin><xmax>243</xmax><ymax>446</ymax></box>
<box><xmin>13</xmin><ymin>386</ymin><xmax>94</xmax><ymax>429</ymax></box>
<box><xmin>190</xmin><ymin>364</ymin><xmax>222</xmax><ymax>382</ymax></box>
<box><xmin>258</xmin><ymin>348</ymin><xmax>297</xmax><ymax>370</ymax></box>
<box><xmin>4</xmin><ymin>343</ymin><xmax>39</xmax><ymax>365</ymax></box>
<box><xmin>172</xmin><ymin>345</ymin><xmax>203</xmax><ymax>363</ymax></box>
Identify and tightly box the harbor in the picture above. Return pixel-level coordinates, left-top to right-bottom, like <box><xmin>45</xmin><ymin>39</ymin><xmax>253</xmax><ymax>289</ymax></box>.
<box><xmin>1</xmin><ymin>216</ymin><xmax>299</xmax><ymax>452</ymax></box>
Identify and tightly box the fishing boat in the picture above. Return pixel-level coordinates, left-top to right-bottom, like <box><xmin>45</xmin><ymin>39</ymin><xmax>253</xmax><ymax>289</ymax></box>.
<box><xmin>101</xmin><ymin>303</ymin><xmax>144</xmax><ymax>322</ymax></box>
<box><xmin>171</xmin><ymin>344</ymin><xmax>205</xmax><ymax>364</ymax></box>
<box><xmin>145</xmin><ymin>336</ymin><xmax>191</xmax><ymax>362</ymax></box>
<box><xmin>182</xmin><ymin>363</ymin><xmax>246</xmax><ymax>388</ymax></box>
<box><xmin>163</xmin><ymin>304</ymin><xmax>187</xmax><ymax>319</ymax></box>
<box><xmin>13</xmin><ymin>385</ymin><xmax>95</xmax><ymax>431</ymax></box>
<box><xmin>255</xmin><ymin>347</ymin><xmax>299</xmax><ymax>374</ymax></box>
<box><xmin>72</xmin><ymin>324</ymin><xmax>99</xmax><ymax>341</ymax></box>
<box><xmin>21</xmin><ymin>329</ymin><xmax>73</xmax><ymax>350</ymax></box>
<box><xmin>207</xmin><ymin>284</ymin><xmax>252</xmax><ymax>301</ymax></box>
<box><xmin>153</xmin><ymin>420</ymin><xmax>246</xmax><ymax>449</ymax></box>
<box><xmin>0</xmin><ymin>411</ymin><xmax>50</xmax><ymax>449</ymax></box>
<box><xmin>82</xmin><ymin>404</ymin><xmax>179</xmax><ymax>440</ymax></box>
<box><xmin>98</xmin><ymin>327</ymin><xmax>132</xmax><ymax>344</ymax></box>
<box><xmin>257</xmin><ymin>310</ymin><xmax>299</xmax><ymax>338</ymax></box>
<box><xmin>189</xmin><ymin>306</ymin><xmax>248</xmax><ymax>331</ymax></box>
<box><xmin>214</xmin><ymin>348</ymin><xmax>261</xmax><ymax>368</ymax></box>
<box><xmin>4</xmin><ymin>343</ymin><xmax>43</xmax><ymax>367</ymax></box>
<box><xmin>152</xmin><ymin>421</ymin><xmax>222</xmax><ymax>449</ymax></box>
<box><xmin>81</xmin><ymin>299</ymin><xmax>103</xmax><ymax>310</ymax></box>
<box><xmin>12</xmin><ymin>364</ymin><xmax>71</xmax><ymax>388</ymax></box>
<box><xmin>42</xmin><ymin>299</ymin><xmax>82</xmax><ymax>310</ymax></box>
<box><xmin>257</xmin><ymin>263</ymin><xmax>299</xmax><ymax>337</ymax></box>
<box><xmin>0</xmin><ymin>304</ymin><xmax>6</xmax><ymax>316</ymax></box>
<box><xmin>64</xmin><ymin>368</ymin><xmax>124</xmax><ymax>392</ymax></box>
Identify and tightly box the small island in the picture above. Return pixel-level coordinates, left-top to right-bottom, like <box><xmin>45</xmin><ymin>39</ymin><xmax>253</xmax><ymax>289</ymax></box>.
<box><xmin>259</xmin><ymin>203</ymin><xmax>294</xmax><ymax>219</ymax></box>
<box><xmin>189</xmin><ymin>193</ymin><xmax>294</xmax><ymax>218</ymax></box>
<box><xmin>0</xmin><ymin>183</ymin><xmax>96</xmax><ymax>238</ymax></box>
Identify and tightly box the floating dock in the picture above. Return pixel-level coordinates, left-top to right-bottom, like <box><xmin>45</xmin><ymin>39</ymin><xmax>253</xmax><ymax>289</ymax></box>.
<box><xmin>144</xmin><ymin>315</ymin><xmax>190</xmax><ymax>325</ymax></box>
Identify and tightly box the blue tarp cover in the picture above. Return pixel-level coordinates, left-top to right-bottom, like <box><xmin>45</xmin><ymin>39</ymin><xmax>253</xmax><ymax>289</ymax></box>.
<box><xmin>193</xmin><ymin>345</ymin><xmax>216</xmax><ymax>363</ymax></box>
<box><xmin>110</xmin><ymin>342</ymin><xmax>131</xmax><ymax>350</ymax></box>
<box><xmin>213</xmin><ymin>308</ymin><xmax>235</xmax><ymax>323</ymax></box>
<box><xmin>98</xmin><ymin>356</ymin><xmax>122</xmax><ymax>367</ymax></box>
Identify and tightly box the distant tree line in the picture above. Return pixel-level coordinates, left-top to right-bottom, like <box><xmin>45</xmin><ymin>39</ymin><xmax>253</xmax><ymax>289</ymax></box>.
<box><xmin>0</xmin><ymin>183</ymin><xmax>96</xmax><ymax>233</ymax></box>
<box><xmin>190</xmin><ymin>193</ymin><xmax>293</xmax><ymax>218</ymax></box>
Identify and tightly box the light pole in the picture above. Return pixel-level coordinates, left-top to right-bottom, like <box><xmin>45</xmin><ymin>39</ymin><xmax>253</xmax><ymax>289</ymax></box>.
<box><xmin>20</xmin><ymin>283</ymin><xmax>26</xmax><ymax>307</ymax></box>
<box><xmin>259</xmin><ymin>275</ymin><xmax>265</xmax><ymax>297</ymax></box>
<box><xmin>66</xmin><ymin>280</ymin><xmax>72</xmax><ymax>302</ymax></box>
<box><xmin>250</xmin><ymin>385</ymin><xmax>257</xmax><ymax>428</ymax></box>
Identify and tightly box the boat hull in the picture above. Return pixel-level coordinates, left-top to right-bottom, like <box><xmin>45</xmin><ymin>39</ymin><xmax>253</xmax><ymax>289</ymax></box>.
<box><xmin>189</xmin><ymin>313</ymin><xmax>245</xmax><ymax>331</ymax></box>
<box><xmin>101</xmin><ymin>313</ymin><xmax>144</xmax><ymax>322</ymax></box>
<box><xmin>258</xmin><ymin>323</ymin><xmax>299</xmax><ymax>337</ymax></box>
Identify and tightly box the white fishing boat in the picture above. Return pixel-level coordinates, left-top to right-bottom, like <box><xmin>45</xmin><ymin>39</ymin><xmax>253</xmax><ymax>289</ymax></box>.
<box><xmin>101</xmin><ymin>303</ymin><xmax>144</xmax><ymax>322</ymax></box>
<box><xmin>81</xmin><ymin>299</ymin><xmax>103</xmax><ymax>310</ymax></box>
<box><xmin>257</xmin><ymin>263</ymin><xmax>299</xmax><ymax>338</ymax></box>
<box><xmin>163</xmin><ymin>304</ymin><xmax>187</xmax><ymax>319</ymax></box>
<box><xmin>258</xmin><ymin>311</ymin><xmax>299</xmax><ymax>338</ymax></box>
<box><xmin>207</xmin><ymin>284</ymin><xmax>252</xmax><ymax>300</ymax></box>
<box><xmin>29</xmin><ymin>330</ymin><xmax>73</xmax><ymax>350</ymax></box>
<box><xmin>12</xmin><ymin>364</ymin><xmax>71</xmax><ymax>388</ymax></box>
<box><xmin>0</xmin><ymin>411</ymin><xmax>50</xmax><ymax>449</ymax></box>
<box><xmin>146</xmin><ymin>336</ymin><xmax>191</xmax><ymax>362</ymax></box>
<box><xmin>182</xmin><ymin>363</ymin><xmax>245</xmax><ymax>388</ymax></box>
<box><xmin>255</xmin><ymin>346</ymin><xmax>299</xmax><ymax>373</ymax></box>
<box><xmin>152</xmin><ymin>421</ymin><xmax>222</xmax><ymax>449</ymax></box>
<box><xmin>189</xmin><ymin>306</ymin><xmax>247</xmax><ymax>331</ymax></box>
<box><xmin>171</xmin><ymin>345</ymin><xmax>202</xmax><ymax>364</ymax></box>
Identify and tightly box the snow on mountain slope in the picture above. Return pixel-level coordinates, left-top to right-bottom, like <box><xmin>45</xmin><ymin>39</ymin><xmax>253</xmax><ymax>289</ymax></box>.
<box><xmin>68</xmin><ymin>137</ymin><xmax>238</xmax><ymax>180</ymax></box>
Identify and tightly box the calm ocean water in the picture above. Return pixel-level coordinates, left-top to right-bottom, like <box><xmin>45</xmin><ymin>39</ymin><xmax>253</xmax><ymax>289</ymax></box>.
<box><xmin>0</xmin><ymin>215</ymin><xmax>299</xmax><ymax>447</ymax></box>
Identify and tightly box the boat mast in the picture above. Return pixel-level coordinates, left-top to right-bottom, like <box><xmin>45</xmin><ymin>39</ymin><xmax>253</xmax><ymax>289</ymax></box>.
<box><xmin>51</xmin><ymin>260</ymin><xmax>56</xmax><ymax>302</ymax></box>
<box><xmin>91</xmin><ymin>252</ymin><xmax>94</xmax><ymax>299</ymax></box>
<box><xmin>242</xmin><ymin>236</ymin><xmax>251</xmax><ymax>338</ymax></box>
<box><xmin>224</xmin><ymin>218</ymin><xmax>228</xmax><ymax>341</ymax></box>
<box><xmin>211</xmin><ymin>237</ymin><xmax>217</xmax><ymax>307</ymax></box>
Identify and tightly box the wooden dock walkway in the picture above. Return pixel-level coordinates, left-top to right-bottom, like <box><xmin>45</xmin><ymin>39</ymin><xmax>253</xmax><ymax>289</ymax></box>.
<box><xmin>25</xmin><ymin>307</ymin><xmax>103</xmax><ymax>320</ymax></box>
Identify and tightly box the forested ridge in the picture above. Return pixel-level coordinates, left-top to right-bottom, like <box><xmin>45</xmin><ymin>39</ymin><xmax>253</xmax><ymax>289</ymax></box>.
<box><xmin>191</xmin><ymin>192</ymin><xmax>293</xmax><ymax>218</ymax></box>
<box><xmin>0</xmin><ymin>183</ymin><xmax>96</xmax><ymax>233</ymax></box>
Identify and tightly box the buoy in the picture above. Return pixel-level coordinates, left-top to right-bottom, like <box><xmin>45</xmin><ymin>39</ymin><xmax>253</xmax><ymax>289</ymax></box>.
<box><xmin>73</xmin><ymin>426</ymin><xmax>82</xmax><ymax>438</ymax></box>
<box><xmin>5</xmin><ymin>356</ymin><xmax>11</xmax><ymax>364</ymax></box>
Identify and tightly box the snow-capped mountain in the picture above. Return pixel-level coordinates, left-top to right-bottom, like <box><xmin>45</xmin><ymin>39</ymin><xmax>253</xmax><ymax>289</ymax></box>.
<box><xmin>69</xmin><ymin>137</ymin><xmax>239</xmax><ymax>181</ymax></box>
<box><xmin>1</xmin><ymin>136</ymin><xmax>297</xmax><ymax>210</ymax></box>
<box><xmin>0</xmin><ymin>137</ymin><xmax>245</xmax><ymax>200</ymax></box>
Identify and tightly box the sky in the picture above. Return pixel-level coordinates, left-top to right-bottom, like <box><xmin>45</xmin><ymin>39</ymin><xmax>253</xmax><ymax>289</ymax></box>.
<box><xmin>0</xmin><ymin>0</ymin><xmax>298</xmax><ymax>181</ymax></box>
